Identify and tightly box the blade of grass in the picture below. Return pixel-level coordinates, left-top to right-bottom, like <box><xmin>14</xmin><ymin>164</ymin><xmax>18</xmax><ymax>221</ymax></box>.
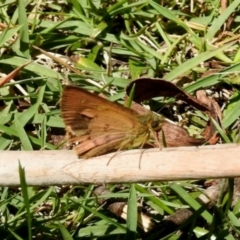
<box><xmin>14</xmin><ymin>119</ymin><xmax>33</xmax><ymax>150</ymax></box>
<box><xmin>40</xmin><ymin>115</ymin><xmax>47</xmax><ymax>149</ymax></box>
<box><xmin>135</xmin><ymin>184</ymin><xmax>174</xmax><ymax>214</ymax></box>
<box><xmin>170</xmin><ymin>183</ymin><xmax>213</xmax><ymax>223</ymax></box>
<box><xmin>164</xmin><ymin>41</ymin><xmax>236</xmax><ymax>81</ymax></box>
<box><xmin>73</xmin><ymin>202</ymin><xmax>127</xmax><ymax>231</ymax></box>
<box><xmin>184</xmin><ymin>62</ymin><xmax>240</xmax><ymax>93</ymax></box>
<box><xmin>58</xmin><ymin>223</ymin><xmax>74</xmax><ymax>240</ymax></box>
<box><xmin>0</xmin><ymin>57</ymin><xmax>63</xmax><ymax>79</ymax></box>
<box><xmin>211</xmin><ymin>117</ymin><xmax>231</xmax><ymax>143</ymax></box>
<box><xmin>222</xmin><ymin>91</ymin><xmax>240</xmax><ymax>129</ymax></box>
<box><xmin>18</xmin><ymin>162</ymin><xmax>32</xmax><ymax>240</ymax></box>
<box><xmin>126</xmin><ymin>184</ymin><xmax>137</xmax><ymax>240</ymax></box>
<box><xmin>0</xmin><ymin>25</ymin><xmax>21</xmax><ymax>47</ymax></box>
<box><xmin>205</xmin><ymin>0</ymin><xmax>240</xmax><ymax>40</ymax></box>
<box><xmin>17</xmin><ymin>83</ymin><xmax>46</xmax><ymax>126</ymax></box>
<box><xmin>17</xmin><ymin>0</ymin><xmax>30</xmax><ymax>58</ymax></box>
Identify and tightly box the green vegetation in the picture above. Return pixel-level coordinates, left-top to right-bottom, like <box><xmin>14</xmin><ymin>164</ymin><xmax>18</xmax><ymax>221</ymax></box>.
<box><xmin>0</xmin><ymin>0</ymin><xmax>240</xmax><ymax>239</ymax></box>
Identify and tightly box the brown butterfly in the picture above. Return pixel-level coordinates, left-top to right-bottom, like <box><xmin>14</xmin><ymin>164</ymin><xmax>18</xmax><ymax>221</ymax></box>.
<box><xmin>61</xmin><ymin>85</ymin><xmax>165</xmax><ymax>158</ymax></box>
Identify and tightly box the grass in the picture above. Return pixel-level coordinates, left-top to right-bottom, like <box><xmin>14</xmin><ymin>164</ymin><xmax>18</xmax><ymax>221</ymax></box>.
<box><xmin>0</xmin><ymin>0</ymin><xmax>240</xmax><ymax>239</ymax></box>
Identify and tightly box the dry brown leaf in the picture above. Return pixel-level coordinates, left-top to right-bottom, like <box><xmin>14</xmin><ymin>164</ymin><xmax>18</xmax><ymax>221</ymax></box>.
<box><xmin>126</xmin><ymin>78</ymin><xmax>223</xmax><ymax>146</ymax></box>
<box><xmin>0</xmin><ymin>61</ymin><xmax>33</xmax><ymax>87</ymax></box>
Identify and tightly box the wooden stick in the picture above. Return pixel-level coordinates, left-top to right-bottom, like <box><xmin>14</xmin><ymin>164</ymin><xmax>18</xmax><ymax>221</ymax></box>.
<box><xmin>0</xmin><ymin>144</ymin><xmax>239</xmax><ymax>186</ymax></box>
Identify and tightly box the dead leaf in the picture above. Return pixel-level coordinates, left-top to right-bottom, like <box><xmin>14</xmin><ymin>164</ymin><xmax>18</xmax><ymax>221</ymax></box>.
<box><xmin>0</xmin><ymin>61</ymin><xmax>33</xmax><ymax>87</ymax></box>
<box><xmin>126</xmin><ymin>78</ymin><xmax>222</xmax><ymax>146</ymax></box>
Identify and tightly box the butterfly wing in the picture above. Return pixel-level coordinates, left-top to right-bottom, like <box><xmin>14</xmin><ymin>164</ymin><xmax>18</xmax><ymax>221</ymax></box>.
<box><xmin>61</xmin><ymin>86</ymin><xmax>148</xmax><ymax>158</ymax></box>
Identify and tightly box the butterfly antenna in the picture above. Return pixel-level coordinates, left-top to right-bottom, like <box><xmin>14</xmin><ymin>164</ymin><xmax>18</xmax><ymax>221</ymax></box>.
<box><xmin>106</xmin><ymin>144</ymin><xmax>128</xmax><ymax>166</ymax></box>
<box><xmin>107</xmin><ymin>133</ymin><xmax>149</xmax><ymax>166</ymax></box>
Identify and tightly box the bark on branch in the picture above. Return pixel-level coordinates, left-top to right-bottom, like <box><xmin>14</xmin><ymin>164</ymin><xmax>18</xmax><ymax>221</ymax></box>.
<box><xmin>0</xmin><ymin>144</ymin><xmax>239</xmax><ymax>186</ymax></box>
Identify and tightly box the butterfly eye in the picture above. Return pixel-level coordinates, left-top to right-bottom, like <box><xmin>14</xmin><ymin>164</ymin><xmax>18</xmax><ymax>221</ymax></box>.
<box><xmin>151</xmin><ymin>120</ymin><xmax>160</xmax><ymax>130</ymax></box>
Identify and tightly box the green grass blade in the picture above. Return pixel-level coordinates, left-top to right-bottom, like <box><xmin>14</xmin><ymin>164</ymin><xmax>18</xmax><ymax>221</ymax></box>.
<box><xmin>206</xmin><ymin>0</ymin><xmax>240</xmax><ymax>40</ymax></box>
<box><xmin>58</xmin><ymin>223</ymin><xmax>74</xmax><ymax>240</ymax></box>
<box><xmin>0</xmin><ymin>57</ymin><xmax>63</xmax><ymax>79</ymax></box>
<box><xmin>18</xmin><ymin>162</ymin><xmax>32</xmax><ymax>240</ymax></box>
<box><xmin>170</xmin><ymin>183</ymin><xmax>212</xmax><ymax>223</ymax></box>
<box><xmin>17</xmin><ymin>0</ymin><xmax>30</xmax><ymax>58</ymax></box>
<box><xmin>125</xmin><ymin>184</ymin><xmax>137</xmax><ymax>239</ymax></box>
<box><xmin>0</xmin><ymin>25</ymin><xmax>22</xmax><ymax>47</ymax></box>
<box><xmin>222</xmin><ymin>91</ymin><xmax>240</xmax><ymax>129</ymax></box>
<box><xmin>164</xmin><ymin>42</ymin><xmax>235</xmax><ymax>81</ymax></box>
<box><xmin>14</xmin><ymin>119</ymin><xmax>33</xmax><ymax>150</ymax></box>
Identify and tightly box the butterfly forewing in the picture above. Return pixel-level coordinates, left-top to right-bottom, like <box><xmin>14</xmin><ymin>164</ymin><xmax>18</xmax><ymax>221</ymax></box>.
<box><xmin>61</xmin><ymin>86</ymin><xmax>151</xmax><ymax>158</ymax></box>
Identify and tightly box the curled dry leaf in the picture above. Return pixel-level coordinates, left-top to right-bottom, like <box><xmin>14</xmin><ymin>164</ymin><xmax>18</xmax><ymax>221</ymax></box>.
<box><xmin>126</xmin><ymin>78</ymin><xmax>209</xmax><ymax>112</ymax></box>
<box><xmin>126</xmin><ymin>78</ymin><xmax>223</xmax><ymax>146</ymax></box>
<box><xmin>196</xmin><ymin>90</ymin><xmax>222</xmax><ymax>144</ymax></box>
<box><xmin>158</xmin><ymin>122</ymin><xmax>205</xmax><ymax>147</ymax></box>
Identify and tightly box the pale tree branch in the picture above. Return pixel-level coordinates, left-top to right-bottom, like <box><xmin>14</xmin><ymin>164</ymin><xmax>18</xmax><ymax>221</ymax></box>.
<box><xmin>0</xmin><ymin>144</ymin><xmax>239</xmax><ymax>186</ymax></box>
